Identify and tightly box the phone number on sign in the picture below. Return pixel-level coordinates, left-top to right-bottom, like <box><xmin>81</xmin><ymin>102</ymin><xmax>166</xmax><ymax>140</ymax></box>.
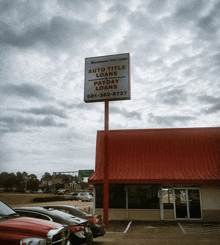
<box><xmin>87</xmin><ymin>91</ymin><xmax>127</xmax><ymax>99</ymax></box>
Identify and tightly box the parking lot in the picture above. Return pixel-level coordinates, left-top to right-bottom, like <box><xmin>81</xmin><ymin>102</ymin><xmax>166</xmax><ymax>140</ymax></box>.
<box><xmin>1</xmin><ymin>194</ymin><xmax>219</xmax><ymax>244</ymax></box>
<box><xmin>94</xmin><ymin>221</ymin><xmax>220</xmax><ymax>245</ymax></box>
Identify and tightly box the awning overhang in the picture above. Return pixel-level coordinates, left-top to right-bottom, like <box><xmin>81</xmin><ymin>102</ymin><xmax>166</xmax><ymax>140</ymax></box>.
<box><xmin>89</xmin><ymin>127</ymin><xmax>220</xmax><ymax>185</ymax></box>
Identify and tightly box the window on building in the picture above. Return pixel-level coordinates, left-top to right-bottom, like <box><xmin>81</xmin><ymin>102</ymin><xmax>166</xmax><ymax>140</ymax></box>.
<box><xmin>95</xmin><ymin>184</ymin><xmax>103</xmax><ymax>208</ymax></box>
<box><xmin>95</xmin><ymin>184</ymin><xmax>126</xmax><ymax>208</ymax></box>
<box><xmin>127</xmin><ymin>184</ymin><xmax>160</xmax><ymax>209</ymax></box>
<box><xmin>162</xmin><ymin>188</ymin><xmax>174</xmax><ymax>209</ymax></box>
<box><xmin>109</xmin><ymin>184</ymin><xmax>126</xmax><ymax>208</ymax></box>
<box><xmin>95</xmin><ymin>184</ymin><xmax>160</xmax><ymax>209</ymax></box>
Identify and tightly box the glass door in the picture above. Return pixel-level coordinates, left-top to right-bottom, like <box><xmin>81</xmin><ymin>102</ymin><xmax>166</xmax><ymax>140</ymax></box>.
<box><xmin>174</xmin><ymin>188</ymin><xmax>201</xmax><ymax>219</ymax></box>
<box><xmin>188</xmin><ymin>189</ymin><xmax>201</xmax><ymax>219</ymax></box>
<box><xmin>174</xmin><ymin>189</ymin><xmax>188</xmax><ymax>219</ymax></box>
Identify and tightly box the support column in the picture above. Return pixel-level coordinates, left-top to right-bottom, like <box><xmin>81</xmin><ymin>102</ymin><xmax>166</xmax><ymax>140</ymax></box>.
<box><xmin>93</xmin><ymin>186</ymin><xmax>96</xmax><ymax>215</ymax></box>
<box><xmin>126</xmin><ymin>187</ymin><xmax>129</xmax><ymax>219</ymax></box>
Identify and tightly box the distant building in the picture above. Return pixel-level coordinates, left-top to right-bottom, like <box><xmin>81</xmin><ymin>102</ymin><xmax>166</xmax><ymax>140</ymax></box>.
<box><xmin>40</xmin><ymin>177</ymin><xmax>64</xmax><ymax>192</ymax></box>
<box><xmin>41</xmin><ymin>177</ymin><xmax>63</xmax><ymax>186</ymax></box>
<box><xmin>89</xmin><ymin>127</ymin><xmax>220</xmax><ymax>222</ymax></box>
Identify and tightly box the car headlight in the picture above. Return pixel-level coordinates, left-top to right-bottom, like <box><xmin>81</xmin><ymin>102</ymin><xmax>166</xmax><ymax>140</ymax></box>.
<box><xmin>20</xmin><ymin>237</ymin><xmax>47</xmax><ymax>245</ymax></box>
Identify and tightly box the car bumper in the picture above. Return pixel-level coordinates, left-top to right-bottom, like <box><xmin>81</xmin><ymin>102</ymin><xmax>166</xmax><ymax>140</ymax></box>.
<box><xmin>91</xmin><ymin>223</ymin><xmax>106</xmax><ymax>238</ymax></box>
<box><xmin>70</xmin><ymin>228</ymin><xmax>93</xmax><ymax>245</ymax></box>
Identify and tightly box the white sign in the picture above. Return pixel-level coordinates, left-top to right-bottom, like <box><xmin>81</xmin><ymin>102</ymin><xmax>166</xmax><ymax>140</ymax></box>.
<box><xmin>84</xmin><ymin>53</ymin><xmax>130</xmax><ymax>102</ymax></box>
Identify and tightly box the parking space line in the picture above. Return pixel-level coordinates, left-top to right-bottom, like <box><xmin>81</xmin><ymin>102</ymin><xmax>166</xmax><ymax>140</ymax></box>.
<box><xmin>178</xmin><ymin>223</ymin><xmax>220</xmax><ymax>234</ymax></box>
<box><xmin>178</xmin><ymin>222</ymin><xmax>186</xmax><ymax>234</ymax></box>
<box><xmin>124</xmin><ymin>221</ymin><xmax>132</xmax><ymax>233</ymax></box>
<box><xmin>107</xmin><ymin>232</ymin><xmax>123</xmax><ymax>233</ymax></box>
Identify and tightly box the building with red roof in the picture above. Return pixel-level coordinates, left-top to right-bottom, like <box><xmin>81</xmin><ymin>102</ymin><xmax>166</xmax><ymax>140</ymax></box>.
<box><xmin>89</xmin><ymin>127</ymin><xmax>220</xmax><ymax>221</ymax></box>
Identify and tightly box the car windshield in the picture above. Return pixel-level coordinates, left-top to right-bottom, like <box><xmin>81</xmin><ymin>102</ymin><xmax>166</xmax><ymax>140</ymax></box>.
<box><xmin>83</xmin><ymin>194</ymin><xmax>90</xmax><ymax>197</ymax></box>
<box><xmin>68</xmin><ymin>207</ymin><xmax>88</xmax><ymax>216</ymax></box>
<box><xmin>0</xmin><ymin>201</ymin><xmax>17</xmax><ymax>216</ymax></box>
<box><xmin>78</xmin><ymin>208</ymin><xmax>89</xmax><ymax>215</ymax></box>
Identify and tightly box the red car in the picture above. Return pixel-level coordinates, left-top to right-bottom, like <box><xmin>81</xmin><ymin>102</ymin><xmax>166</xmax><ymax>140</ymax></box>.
<box><xmin>0</xmin><ymin>201</ymin><xmax>70</xmax><ymax>245</ymax></box>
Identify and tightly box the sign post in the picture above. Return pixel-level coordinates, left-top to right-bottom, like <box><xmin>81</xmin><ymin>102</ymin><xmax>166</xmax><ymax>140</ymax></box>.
<box><xmin>103</xmin><ymin>100</ymin><xmax>109</xmax><ymax>228</ymax></box>
<box><xmin>84</xmin><ymin>53</ymin><xmax>130</xmax><ymax>229</ymax></box>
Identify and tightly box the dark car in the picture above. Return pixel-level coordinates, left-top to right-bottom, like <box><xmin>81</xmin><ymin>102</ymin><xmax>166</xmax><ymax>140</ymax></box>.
<box><xmin>14</xmin><ymin>206</ymin><xmax>93</xmax><ymax>245</ymax></box>
<box><xmin>44</xmin><ymin>205</ymin><xmax>106</xmax><ymax>238</ymax></box>
<box><xmin>70</xmin><ymin>193</ymin><xmax>81</xmax><ymax>201</ymax></box>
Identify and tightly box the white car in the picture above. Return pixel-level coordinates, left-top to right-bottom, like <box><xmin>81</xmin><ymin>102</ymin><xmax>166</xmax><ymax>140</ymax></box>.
<box><xmin>81</xmin><ymin>194</ymin><xmax>93</xmax><ymax>202</ymax></box>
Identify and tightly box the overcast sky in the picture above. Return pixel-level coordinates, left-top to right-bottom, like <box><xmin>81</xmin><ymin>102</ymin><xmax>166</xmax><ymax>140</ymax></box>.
<box><xmin>0</xmin><ymin>0</ymin><xmax>219</xmax><ymax>180</ymax></box>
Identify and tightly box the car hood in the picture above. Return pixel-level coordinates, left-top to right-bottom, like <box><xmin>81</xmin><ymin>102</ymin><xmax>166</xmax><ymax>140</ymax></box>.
<box><xmin>0</xmin><ymin>217</ymin><xmax>61</xmax><ymax>237</ymax></box>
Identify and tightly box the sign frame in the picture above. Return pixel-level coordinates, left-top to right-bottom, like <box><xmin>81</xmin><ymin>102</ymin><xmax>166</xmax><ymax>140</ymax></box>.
<box><xmin>84</xmin><ymin>53</ymin><xmax>130</xmax><ymax>103</ymax></box>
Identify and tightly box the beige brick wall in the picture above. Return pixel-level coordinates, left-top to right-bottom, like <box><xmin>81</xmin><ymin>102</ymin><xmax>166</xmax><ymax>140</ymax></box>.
<box><xmin>95</xmin><ymin>209</ymin><xmax>160</xmax><ymax>220</ymax></box>
<box><xmin>163</xmin><ymin>210</ymin><xmax>174</xmax><ymax>220</ymax></box>
<box><xmin>201</xmin><ymin>186</ymin><xmax>220</xmax><ymax>210</ymax></box>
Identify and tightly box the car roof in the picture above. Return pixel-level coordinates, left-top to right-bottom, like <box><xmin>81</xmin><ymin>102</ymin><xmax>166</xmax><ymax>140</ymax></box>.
<box><xmin>43</xmin><ymin>205</ymin><xmax>93</xmax><ymax>218</ymax></box>
<box><xmin>13</xmin><ymin>207</ymin><xmax>87</xmax><ymax>226</ymax></box>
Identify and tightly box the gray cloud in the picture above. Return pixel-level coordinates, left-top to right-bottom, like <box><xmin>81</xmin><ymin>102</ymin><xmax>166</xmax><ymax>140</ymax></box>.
<box><xmin>197</xmin><ymin>1</ymin><xmax>220</xmax><ymax>33</ymax></box>
<box><xmin>40</xmin><ymin>116</ymin><xmax>67</xmax><ymax>127</ymax></box>
<box><xmin>0</xmin><ymin>115</ymin><xmax>67</xmax><ymax>133</ymax></box>
<box><xmin>201</xmin><ymin>104</ymin><xmax>220</xmax><ymax>115</ymax></box>
<box><xmin>198</xmin><ymin>95</ymin><xmax>220</xmax><ymax>104</ymax></box>
<box><xmin>212</xmin><ymin>52</ymin><xmax>220</xmax><ymax>66</ymax></box>
<box><xmin>58</xmin><ymin>101</ymin><xmax>95</xmax><ymax>111</ymax></box>
<box><xmin>110</xmin><ymin>106</ymin><xmax>142</xmax><ymax>120</ymax></box>
<box><xmin>147</xmin><ymin>0</ymin><xmax>169</xmax><ymax>14</ymax></box>
<box><xmin>148</xmin><ymin>113</ymin><xmax>196</xmax><ymax>127</ymax></box>
<box><xmin>157</xmin><ymin>89</ymin><xmax>187</xmax><ymax>106</ymax></box>
<box><xmin>1</xmin><ymin>83</ymin><xmax>52</xmax><ymax>101</ymax></box>
<box><xmin>198</xmin><ymin>95</ymin><xmax>220</xmax><ymax>114</ymax></box>
<box><xmin>0</xmin><ymin>13</ymin><xmax>95</xmax><ymax>51</ymax></box>
<box><xmin>174</xmin><ymin>0</ymin><xmax>205</xmax><ymax>24</ymax></box>
<box><xmin>18</xmin><ymin>105</ymin><xmax>68</xmax><ymax>119</ymax></box>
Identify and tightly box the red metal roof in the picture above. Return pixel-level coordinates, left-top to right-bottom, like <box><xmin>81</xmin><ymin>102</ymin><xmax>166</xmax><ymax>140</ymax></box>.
<box><xmin>89</xmin><ymin>127</ymin><xmax>220</xmax><ymax>185</ymax></box>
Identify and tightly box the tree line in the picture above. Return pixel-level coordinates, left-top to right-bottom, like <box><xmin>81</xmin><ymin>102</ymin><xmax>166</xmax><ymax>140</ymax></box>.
<box><xmin>0</xmin><ymin>171</ymin><xmax>84</xmax><ymax>192</ymax></box>
<box><xmin>0</xmin><ymin>172</ymin><xmax>39</xmax><ymax>192</ymax></box>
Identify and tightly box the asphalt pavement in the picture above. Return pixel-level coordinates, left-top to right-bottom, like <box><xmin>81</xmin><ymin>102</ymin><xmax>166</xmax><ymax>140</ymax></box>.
<box><xmin>93</xmin><ymin>221</ymin><xmax>220</xmax><ymax>245</ymax></box>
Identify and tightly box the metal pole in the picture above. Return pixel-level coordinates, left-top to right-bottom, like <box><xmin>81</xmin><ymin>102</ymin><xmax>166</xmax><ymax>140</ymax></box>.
<box><xmin>93</xmin><ymin>186</ymin><xmax>96</xmax><ymax>215</ymax></box>
<box><xmin>52</xmin><ymin>174</ymin><xmax>54</xmax><ymax>194</ymax></box>
<box><xmin>126</xmin><ymin>187</ymin><xmax>129</xmax><ymax>219</ymax></box>
<box><xmin>103</xmin><ymin>100</ymin><xmax>109</xmax><ymax>229</ymax></box>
